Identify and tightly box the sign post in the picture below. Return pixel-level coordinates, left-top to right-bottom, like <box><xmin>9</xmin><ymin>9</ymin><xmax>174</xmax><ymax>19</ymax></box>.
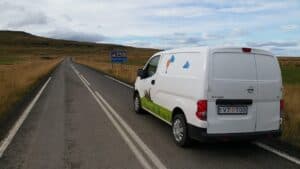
<box><xmin>110</xmin><ymin>49</ymin><xmax>128</xmax><ymax>73</ymax></box>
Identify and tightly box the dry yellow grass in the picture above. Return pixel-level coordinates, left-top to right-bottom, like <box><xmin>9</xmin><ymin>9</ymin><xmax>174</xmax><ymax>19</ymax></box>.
<box><xmin>74</xmin><ymin>56</ymin><xmax>140</xmax><ymax>84</ymax></box>
<box><xmin>0</xmin><ymin>56</ymin><xmax>62</xmax><ymax>122</ymax></box>
<box><xmin>281</xmin><ymin>84</ymin><xmax>300</xmax><ymax>147</ymax></box>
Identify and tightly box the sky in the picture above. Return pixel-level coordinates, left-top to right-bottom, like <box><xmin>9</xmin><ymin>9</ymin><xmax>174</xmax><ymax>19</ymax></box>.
<box><xmin>0</xmin><ymin>0</ymin><xmax>300</xmax><ymax>56</ymax></box>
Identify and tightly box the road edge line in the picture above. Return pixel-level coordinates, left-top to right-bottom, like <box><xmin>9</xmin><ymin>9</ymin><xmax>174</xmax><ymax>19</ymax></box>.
<box><xmin>254</xmin><ymin>142</ymin><xmax>300</xmax><ymax>165</ymax></box>
<box><xmin>104</xmin><ymin>75</ymin><xmax>133</xmax><ymax>89</ymax></box>
<box><xmin>0</xmin><ymin>77</ymin><xmax>52</xmax><ymax>158</ymax></box>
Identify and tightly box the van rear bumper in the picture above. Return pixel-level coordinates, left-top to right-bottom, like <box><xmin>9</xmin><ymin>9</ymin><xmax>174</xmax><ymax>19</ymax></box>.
<box><xmin>188</xmin><ymin>124</ymin><xmax>281</xmax><ymax>141</ymax></box>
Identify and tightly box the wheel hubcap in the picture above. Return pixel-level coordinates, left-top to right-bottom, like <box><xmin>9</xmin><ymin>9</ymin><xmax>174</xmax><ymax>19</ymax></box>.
<box><xmin>173</xmin><ymin>119</ymin><xmax>184</xmax><ymax>142</ymax></box>
<box><xmin>134</xmin><ymin>97</ymin><xmax>140</xmax><ymax>111</ymax></box>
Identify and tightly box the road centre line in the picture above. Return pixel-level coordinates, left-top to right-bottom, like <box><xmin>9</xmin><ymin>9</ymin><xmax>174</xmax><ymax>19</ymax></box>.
<box><xmin>80</xmin><ymin>74</ymin><xmax>90</xmax><ymax>86</ymax></box>
<box><xmin>0</xmin><ymin>77</ymin><xmax>52</xmax><ymax>158</ymax></box>
<box><xmin>72</xmin><ymin>66</ymin><xmax>165</xmax><ymax>169</ymax></box>
<box><xmin>72</xmin><ymin>65</ymin><xmax>167</xmax><ymax>169</ymax></box>
<box><xmin>95</xmin><ymin>91</ymin><xmax>168</xmax><ymax>169</ymax></box>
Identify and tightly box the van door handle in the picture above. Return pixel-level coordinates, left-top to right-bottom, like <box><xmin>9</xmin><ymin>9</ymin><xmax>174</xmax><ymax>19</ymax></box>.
<box><xmin>247</xmin><ymin>87</ymin><xmax>254</xmax><ymax>94</ymax></box>
<box><xmin>151</xmin><ymin>80</ymin><xmax>155</xmax><ymax>85</ymax></box>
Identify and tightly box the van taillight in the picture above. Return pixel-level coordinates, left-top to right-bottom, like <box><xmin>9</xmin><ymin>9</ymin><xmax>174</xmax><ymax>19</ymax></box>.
<box><xmin>196</xmin><ymin>100</ymin><xmax>207</xmax><ymax>121</ymax></box>
<box><xmin>242</xmin><ymin>48</ymin><xmax>251</xmax><ymax>53</ymax></box>
<box><xmin>280</xmin><ymin>99</ymin><xmax>284</xmax><ymax>112</ymax></box>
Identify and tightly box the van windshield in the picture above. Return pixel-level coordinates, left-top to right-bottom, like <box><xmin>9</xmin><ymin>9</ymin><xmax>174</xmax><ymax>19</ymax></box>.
<box><xmin>213</xmin><ymin>53</ymin><xmax>256</xmax><ymax>80</ymax></box>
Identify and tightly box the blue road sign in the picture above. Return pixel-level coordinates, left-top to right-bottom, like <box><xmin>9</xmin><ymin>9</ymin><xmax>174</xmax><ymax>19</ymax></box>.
<box><xmin>110</xmin><ymin>50</ymin><xmax>127</xmax><ymax>63</ymax></box>
<box><xmin>111</xmin><ymin>56</ymin><xmax>128</xmax><ymax>63</ymax></box>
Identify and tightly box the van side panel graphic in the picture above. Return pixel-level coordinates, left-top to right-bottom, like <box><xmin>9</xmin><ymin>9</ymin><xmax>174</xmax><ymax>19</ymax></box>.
<box><xmin>183</xmin><ymin>61</ymin><xmax>190</xmax><ymax>69</ymax></box>
<box><xmin>141</xmin><ymin>97</ymin><xmax>172</xmax><ymax>122</ymax></box>
<box><xmin>165</xmin><ymin>55</ymin><xmax>175</xmax><ymax>73</ymax></box>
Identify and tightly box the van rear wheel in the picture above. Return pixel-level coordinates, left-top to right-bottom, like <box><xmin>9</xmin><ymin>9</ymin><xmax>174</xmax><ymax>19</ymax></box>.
<box><xmin>172</xmin><ymin>114</ymin><xmax>191</xmax><ymax>147</ymax></box>
<box><xmin>134</xmin><ymin>94</ymin><xmax>143</xmax><ymax>114</ymax></box>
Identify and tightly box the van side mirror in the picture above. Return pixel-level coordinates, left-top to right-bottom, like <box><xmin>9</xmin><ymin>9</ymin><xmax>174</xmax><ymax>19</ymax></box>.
<box><xmin>137</xmin><ymin>68</ymin><xmax>146</xmax><ymax>79</ymax></box>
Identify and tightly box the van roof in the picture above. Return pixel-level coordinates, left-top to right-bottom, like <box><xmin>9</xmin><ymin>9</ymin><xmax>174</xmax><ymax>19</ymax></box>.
<box><xmin>160</xmin><ymin>46</ymin><xmax>273</xmax><ymax>56</ymax></box>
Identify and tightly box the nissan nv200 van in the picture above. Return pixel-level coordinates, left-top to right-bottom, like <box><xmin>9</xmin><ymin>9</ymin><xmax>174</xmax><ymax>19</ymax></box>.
<box><xmin>133</xmin><ymin>47</ymin><xmax>283</xmax><ymax>146</ymax></box>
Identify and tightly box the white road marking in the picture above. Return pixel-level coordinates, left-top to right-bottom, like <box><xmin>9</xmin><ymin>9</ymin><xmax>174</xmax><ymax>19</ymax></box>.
<box><xmin>80</xmin><ymin>74</ymin><xmax>90</xmax><ymax>86</ymax></box>
<box><xmin>72</xmin><ymin>66</ymin><xmax>90</xmax><ymax>87</ymax></box>
<box><xmin>254</xmin><ymin>142</ymin><xmax>300</xmax><ymax>165</ymax></box>
<box><xmin>71</xmin><ymin>65</ymin><xmax>79</xmax><ymax>75</ymax></box>
<box><xmin>73</xmin><ymin>68</ymin><xmax>155</xmax><ymax>169</ymax></box>
<box><xmin>104</xmin><ymin>75</ymin><xmax>133</xmax><ymax>89</ymax></box>
<box><xmin>95</xmin><ymin>91</ymin><xmax>168</xmax><ymax>169</ymax></box>
<box><xmin>78</xmin><ymin>75</ymin><xmax>89</xmax><ymax>87</ymax></box>
<box><xmin>0</xmin><ymin>77</ymin><xmax>52</xmax><ymax>158</ymax></box>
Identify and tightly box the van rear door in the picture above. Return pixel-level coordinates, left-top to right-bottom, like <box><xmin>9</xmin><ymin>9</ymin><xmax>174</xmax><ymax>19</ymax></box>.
<box><xmin>255</xmin><ymin>54</ymin><xmax>281</xmax><ymax>132</ymax></box>
<box><xmin>207</xmin><ymin>51</ymin><xmax>257</xmax><ymax>134</ymax></box>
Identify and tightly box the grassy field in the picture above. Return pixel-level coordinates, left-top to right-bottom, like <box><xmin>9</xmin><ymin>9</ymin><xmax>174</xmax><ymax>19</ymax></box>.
<box><xmin>0</xmin><ymin>55</ymin><xmax>62</xmax><ymax>131</ymax></box>
<box><xmin>277</xmin><ymin>57</ymin><xmax>300</xmax><ymax>147</ymax></box>
<box><xmin>75</xmin><ymin>55</ymin><xmax>300</xmax><ymax>148</ymax></box>
<box><xmin>74</xmin><ymin>55</ymin><xmax>145</xmax><ymax>84</ymax></box>
<box><xmin>0</xmin><ymin>30</ymin><xmax>158</xmax><ymax>137</ymax></box>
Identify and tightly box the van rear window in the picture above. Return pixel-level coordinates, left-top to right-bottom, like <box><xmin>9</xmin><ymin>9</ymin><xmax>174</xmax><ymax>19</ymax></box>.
<box><xmin>213</xmin><ymin>53</ymin><xmax>256</xmax><ymax>80</ymax></box>
<box><xmin>255</xmin><ymin>54</ymin><xmax>279</xmax><ymax>80</ymax></box>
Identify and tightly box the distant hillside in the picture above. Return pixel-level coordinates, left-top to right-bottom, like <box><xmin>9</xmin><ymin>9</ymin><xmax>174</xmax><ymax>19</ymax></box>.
<box><xmin>0</xmin><ymin>31</ymin><xmax>115</xmax><ymax>48</ymax></box>
<box><xmin>0</xmin><ymin>31</ymin><xmax>159</xmax><ymax>61</ymax></box>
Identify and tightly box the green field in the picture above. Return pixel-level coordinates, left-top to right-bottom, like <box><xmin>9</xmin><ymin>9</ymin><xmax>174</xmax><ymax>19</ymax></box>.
<box><xmin>281</xmin><ymin>66</ymin><xmax>300</xmax><ymax>84</ymax></box>
<box><xmin>0</xmin><ymin>56</ymin><xmax>22</xmax><ymax>65</ymax></box>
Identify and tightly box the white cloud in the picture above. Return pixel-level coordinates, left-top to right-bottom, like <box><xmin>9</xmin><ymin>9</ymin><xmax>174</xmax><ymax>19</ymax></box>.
<box><xmin>124</xmin><ymin>40</ymin><xmax>152</xmax><ymax>48</ymax></box>
<box><xmin>218</xmin><ymin>1</ymin><xmax>290</xmax><ymax>13</ymax></box>
<box><xmin>47</xmin><ymin>29</ymin><xmax>107</xmax><ymax>42</ymax></box>
<box><xmin>247</xmin><ymin>41</ymin><xmax>300</xmax><ymax>56</ymax></box>
<box><xmin>0</xmin><ymin>0</ymin><xmax>299</xmax><ymax>55</ymax></box>
<box><xmin>0</xmin><ymin>1</ymin><xmax>51</xmax><ymax>29</ymax></box>
<box><xmin>151</xmin><ymin>6</ymin><xmax>213</xmax><ymax>17</ymax></box>
<box><xmin>281</xmin><ymin>24</ymin><xmax>299</xmax><ymax>32</ymax></box>
<box><xmin>6</xmin><ymin>12</ymin><xmax>49</xmax><ymax>28</ymax></box>
<box><xmin>247</xmin><ymin>41</ymin><xmax>298</xmax><ymax>47</ymax></box>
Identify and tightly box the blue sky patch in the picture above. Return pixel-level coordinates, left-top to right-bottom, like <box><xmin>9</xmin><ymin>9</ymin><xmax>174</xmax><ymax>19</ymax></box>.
<box><xmin>1</xmin><ymin>1</ymin><xmax>299</xmax><ymax>56</ymax></box>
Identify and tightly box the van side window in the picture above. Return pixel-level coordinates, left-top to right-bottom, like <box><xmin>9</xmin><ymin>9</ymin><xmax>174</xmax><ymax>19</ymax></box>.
<box><xmin>144</xmin><ymin>55</ymin><xmax>160</xmax><ymax>78</ymax></box>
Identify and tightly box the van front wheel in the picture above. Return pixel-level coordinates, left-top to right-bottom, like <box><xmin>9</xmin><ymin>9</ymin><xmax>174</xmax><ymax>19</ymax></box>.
<box><xmin>134</xmin><ymin>94</ymin><xmax>143</xmax><ymax>114</ymax></box>
<box><xmin>172</xmin><ymin>114</ymin><xmax>191</xmax><ymax>147</ymax></box>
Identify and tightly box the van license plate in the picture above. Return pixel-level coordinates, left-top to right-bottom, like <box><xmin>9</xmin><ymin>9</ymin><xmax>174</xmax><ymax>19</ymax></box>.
<box><xmin>218</xmin><ymin>106</ymin><xmax>248</xmax><ymax>115</ymax></box>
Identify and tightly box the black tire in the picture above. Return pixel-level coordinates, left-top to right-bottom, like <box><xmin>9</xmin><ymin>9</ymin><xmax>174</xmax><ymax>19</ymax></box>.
<box><xmin>172</xmin><ymin>114</ymin><xmax>191</xmax><ymax>147</ymax></box>
<box><xmin>133</xmin><ymin>94</ymin><xmax>143</xmax><ymax>114</ymax></box>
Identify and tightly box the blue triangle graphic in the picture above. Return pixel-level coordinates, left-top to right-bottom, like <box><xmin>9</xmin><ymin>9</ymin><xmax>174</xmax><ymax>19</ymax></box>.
<box><xmin>183</xmin><ymin>61</ymin><xmax>190</xmax><ymax>69</ymax></box>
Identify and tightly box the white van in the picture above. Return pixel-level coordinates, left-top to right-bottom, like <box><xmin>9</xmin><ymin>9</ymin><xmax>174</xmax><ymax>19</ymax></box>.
<box><xmin>133</xmin><ymin>47</ymin><xmax>283</xmax><ymax>146</ymax></box>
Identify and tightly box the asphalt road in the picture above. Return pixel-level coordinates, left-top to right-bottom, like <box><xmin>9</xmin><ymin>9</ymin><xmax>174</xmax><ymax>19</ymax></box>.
<box><xmin>0</xmin><ymin>58</ymin><xmax>299</xmax><ymax>169</ymax></box>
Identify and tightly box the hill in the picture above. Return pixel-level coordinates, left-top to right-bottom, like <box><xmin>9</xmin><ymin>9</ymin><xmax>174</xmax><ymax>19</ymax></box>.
<box><xmin>0</xmin><ymin>30</ymin><xmax>159</xmax><ymax>62</ymax></box>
